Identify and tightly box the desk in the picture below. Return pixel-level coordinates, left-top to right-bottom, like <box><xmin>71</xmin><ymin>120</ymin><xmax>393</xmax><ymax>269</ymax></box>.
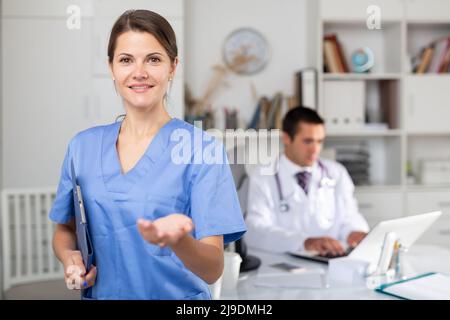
<box><xmin>220</xmin><ymin>245</ymin><xmax>450</xmax><ymax>300</ymax></box>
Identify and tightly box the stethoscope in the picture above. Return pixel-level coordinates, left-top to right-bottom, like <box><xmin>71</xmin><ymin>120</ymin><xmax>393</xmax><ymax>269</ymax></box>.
<box><xmin>274</xmin><ymin>160</ymin><xmax>336</xmax><ymax>213</ymax></box>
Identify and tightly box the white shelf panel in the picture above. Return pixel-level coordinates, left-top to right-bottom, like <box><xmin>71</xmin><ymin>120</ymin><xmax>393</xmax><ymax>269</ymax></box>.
<box><xmin>321</xmin><ymin>18</ymin><xmax>403</xmax><ymax>24</ymax></box>
<box><xmin>323</xmin><ymin>73</ymin><xmax>402</xmax><ymax>80</ymax></box>
<box><xmin>406</xmin><ymin>74</ymin><xmax>450</xmax><ymax>78</ymax></box>
<box><xmin>327</xmin><ymin>129</ymin><xmax>402</xmax><ymax>137</ymax></box>
<box><xmin>356</xmin><ymin>185</ymin><xmax>403</xmax><ymax>193</ymax></box>
<box><xmin>407</xmin><ymin>131</ymin><xmax>450</xmax><ymax>136</ymax></box>
<box><xmin>407</xmin><ymin>185</ymin><xmax>450</xmax><ymax>192</ymax></box>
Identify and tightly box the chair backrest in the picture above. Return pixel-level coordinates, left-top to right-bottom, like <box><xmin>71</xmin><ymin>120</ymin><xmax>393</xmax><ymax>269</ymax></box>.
<box><xmin>228</xmin><ymin>145</ymin><xmax>249</xmax><ymax>218</ymax></box>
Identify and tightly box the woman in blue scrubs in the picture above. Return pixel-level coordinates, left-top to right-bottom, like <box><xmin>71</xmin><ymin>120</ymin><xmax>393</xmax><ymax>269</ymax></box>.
<box><xmin>50</xmin><ymin>9</ymin><xmax>246</xmax><ymax>300</ymax></box>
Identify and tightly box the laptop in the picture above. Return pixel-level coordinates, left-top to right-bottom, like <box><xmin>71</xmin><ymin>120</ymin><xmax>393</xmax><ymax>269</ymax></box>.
<box><xmin>289</xmin><ymin>211</ymin><xmax>442</xmax><ymax>264</ymax></box>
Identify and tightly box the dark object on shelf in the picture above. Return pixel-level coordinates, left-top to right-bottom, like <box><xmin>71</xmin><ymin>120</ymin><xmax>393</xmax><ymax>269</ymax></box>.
<box><xmin>235</xmin><ymin>238</ymin><xmax>261</xmax><ymax>272</ymax></box>
<box><xmin>334</xmin><ymin>144</ymin><xmax>371</xmax><ymax>186</ymax></box>
<box><xmin>224</xmin><ymin>108</ymin><xmax>238</xmax><ymax>129</ymax></box>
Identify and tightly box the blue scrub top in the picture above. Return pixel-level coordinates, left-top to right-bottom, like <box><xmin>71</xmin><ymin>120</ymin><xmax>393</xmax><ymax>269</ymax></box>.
<box><xmin>49</xmin><ymin>118</ymin><xmax>246</xmax><ymax>300</ymax></box>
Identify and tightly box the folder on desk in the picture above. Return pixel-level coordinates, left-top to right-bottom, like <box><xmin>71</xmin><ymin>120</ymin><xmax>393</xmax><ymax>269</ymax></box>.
<box><xmin>376</xmin><ymin>272</ymin><xmax>450</xmax><ymax>300</ymax></box>
<box><xmin>71</xmin><ymin>160</ymin><xmax>94</xmax><ymax>272</ymax></box>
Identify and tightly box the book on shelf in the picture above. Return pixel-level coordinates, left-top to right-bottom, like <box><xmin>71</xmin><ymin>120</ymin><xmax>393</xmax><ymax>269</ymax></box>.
<box><xmin>248</xmin><ymin>98</ymin><xmax>262</xmax><ymax>129</ymax></box>
<box><xmin>266</xmin><ymin>93</ymin><xmax>283</xmax><ymax>130</ymax></box>
<box><xmin>415</xmin><ymin>46</ymin><xmax>434</xmax><ymax>74</ymax></box>
<box><xmin>438</xmin><ymin>43</ymin><xmax>450</xmax><ymax>73</ymax></box>
<box><xmin>323</xmin><ymin>34</ymin><xmax>349</xmax><ymax>73</ymax></box>
<box><xmin>294</xmin><ymin>68</ymin><xmax>318</xmax><ymax>110</ymax></box>
<box><xmin>258</xmin><ymin>97</ymin><xmax>271</xmax><ymax>129</ymax></box>
<box><xmin>415</xmin><ymin>36</ymin><xmax>450</xmax><ymax>74</ymax></box>
<box><xmin>324</xmin><ymin>39</ymin><xmax>340</xmax><ymax>73</ymax></box>
<box><xmin>248</xmin><ymin>94</ymin><xmax>283</xmax><ymax>130</ymax></box>
<box><xmin>434</xmin><ymin>37</ymin><xmax>450</xmax><ymax>73</ymax></box>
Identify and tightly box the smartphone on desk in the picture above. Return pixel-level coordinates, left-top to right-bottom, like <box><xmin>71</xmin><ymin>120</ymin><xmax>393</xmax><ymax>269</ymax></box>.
<box><xmin>270</xmin><ymin>262</ymin><xmax>305</xmax><ymax>273</ymax></box>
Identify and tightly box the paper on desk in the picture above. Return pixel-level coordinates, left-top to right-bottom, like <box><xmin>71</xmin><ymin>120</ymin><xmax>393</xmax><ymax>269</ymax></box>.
<box><xmin>252</xmin><ymin>270</ymin><xmax>327</xmax><ymax>289</ymax></box>
<box><xmin>379</xmin><ymin>273</ymin><xmax>450</xmax><ymax>300</ymax></box>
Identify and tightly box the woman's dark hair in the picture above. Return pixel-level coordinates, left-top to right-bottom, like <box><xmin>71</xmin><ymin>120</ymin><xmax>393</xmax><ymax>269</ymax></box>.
<box><xmin>108</xmin><ymin>9</ymin><xmax>178</xmax><ymax>64</ymax></box>
<box><xmin>282</xmin><ymin>106</ymin><xmax>325</xmax><ymax>140</ymax></box>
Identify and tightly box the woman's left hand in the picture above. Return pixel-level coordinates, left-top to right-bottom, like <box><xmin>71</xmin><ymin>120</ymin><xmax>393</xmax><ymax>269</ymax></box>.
<box><xmin>137</xmin><ymin>214</ymin><xmax>194</xmax><ymax>247</ymax></box>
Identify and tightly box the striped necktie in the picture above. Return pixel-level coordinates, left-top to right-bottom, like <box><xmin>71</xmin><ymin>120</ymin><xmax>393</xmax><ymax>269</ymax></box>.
<box><xmin>295</xmin><ymin>171</ymin><xmax>312</xmax><ymax>195</ymax></box>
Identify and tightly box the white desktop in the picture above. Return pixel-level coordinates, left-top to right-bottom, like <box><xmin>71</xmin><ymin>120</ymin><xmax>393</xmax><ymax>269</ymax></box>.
<box><xmin>220</xmin><ymin>211</ymin><xmax>449</xmax><ymax>300</ymax></box>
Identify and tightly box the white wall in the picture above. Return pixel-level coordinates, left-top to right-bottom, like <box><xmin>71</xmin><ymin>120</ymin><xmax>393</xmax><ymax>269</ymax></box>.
<box><xmin>185</xmin><ymin>0</ymin><xmax>313</xmax><ymax>129</ymax></box>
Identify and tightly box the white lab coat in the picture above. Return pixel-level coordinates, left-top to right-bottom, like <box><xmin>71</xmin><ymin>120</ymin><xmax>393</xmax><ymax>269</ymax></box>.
<box><xmin>245</xmin><ymin>154</ymin><xmax>369</xmax><ymax>253</ymax></box>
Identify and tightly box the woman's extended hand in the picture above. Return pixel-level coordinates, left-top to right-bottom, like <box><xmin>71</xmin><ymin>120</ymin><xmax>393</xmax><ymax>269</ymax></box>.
<box><xmin>63</xmin><ymin>250</ymin><xmax>97</xmax><ymax>290</ymax></box>
<box><xmin>137</xmin><ymin>214</ymin><xmax>194</xmax><ymax>247</ymax></box>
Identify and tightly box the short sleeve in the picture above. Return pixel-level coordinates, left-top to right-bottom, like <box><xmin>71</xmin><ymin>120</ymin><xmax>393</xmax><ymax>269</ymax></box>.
<box><xmin>189</xmin><ymin>144</ymin><xmax>247</xmax><ymax>244</ymax></box>
<box><xmin>48</xmin><ymin>140</ymin><xmax>75</xmax><ymax>224</ymax></box>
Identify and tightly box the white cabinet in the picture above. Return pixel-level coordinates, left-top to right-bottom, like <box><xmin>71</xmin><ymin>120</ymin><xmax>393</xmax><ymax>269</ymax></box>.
<box><xmin>405</xmin><ymin>0</ymin><xmax>450</xmax><ymax>21</ymax></box>
<box><xmin>320</xmin><ymin>0</ymin><xmax>404</xmax><ymax>21</ymax></box>
<box><xmin>322</xmin><ymin>80</ymin><xmax>365</xmax><ymax>132</ymax></box>
<box><xmin>92</xmin><ymin>17</ymin><xmax>115</xmax><ymax>77</ymax></box>
<box><xmin>355</xmin><ymin>191</ymin><xmax>404</xmax><ymax>227</ymax></box>
<box><xmin>2</xmin><ymin>0</ymin><xmax>93</xmax><ymax>17</ymax></box>
<box><xmin>405</xmin><ymin>76</ymin><xmax>450</xmax><ymax>133</ymax></box>
<box><xmin>2</xmin><ymin>17</ymin><xmax>92</xmax><ymax>187</ymax></box>
<box><xmin>407</xmin><ymin>191</ymin><xmax>450</xmax><ymax>246</ymax></box>
<box><xmin>89</xmin><ymin>78</ymin><xmax>124</xmax><ymax>126</ymax></box>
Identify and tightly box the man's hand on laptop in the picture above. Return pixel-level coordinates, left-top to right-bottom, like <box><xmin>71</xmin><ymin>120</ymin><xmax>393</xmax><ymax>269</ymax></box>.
<box><xmin>347</xmin><ymin>231</ymin><xmax>367</xmax><ymax>248</ymax></box>
<box><xmin>304</xmin><ymin>237</ymin><xmax>345</xmax><ymax>257</ymax></box>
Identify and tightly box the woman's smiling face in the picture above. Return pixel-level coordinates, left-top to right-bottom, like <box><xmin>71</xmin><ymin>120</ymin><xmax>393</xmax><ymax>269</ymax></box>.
<box><xmin>110</xmin><ymin>31</ymin><xmax>177</xmax><ymax>111</ymax></box>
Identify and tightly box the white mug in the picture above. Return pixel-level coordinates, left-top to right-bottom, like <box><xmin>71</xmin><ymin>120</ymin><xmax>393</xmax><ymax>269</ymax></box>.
<box><xmin>208</xmin><ymin>274</ymin><xmax>223</xmax><ymax>300</ymax></box>
<box><xmin>221</xmin><ymin>252</ymin><xmax>242</xmax><ymax>292</ymax></box>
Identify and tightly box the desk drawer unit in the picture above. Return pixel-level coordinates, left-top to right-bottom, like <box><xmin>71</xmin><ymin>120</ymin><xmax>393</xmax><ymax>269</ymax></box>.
<box><xmin>407</xmin><ymin>191</ymin><xmax>450</xmax><ymax>248</ymax></box>
<box><xmin>355</xmin><ymin>191</ymin><xmax>403</xmax><ymax>228</ymax></box>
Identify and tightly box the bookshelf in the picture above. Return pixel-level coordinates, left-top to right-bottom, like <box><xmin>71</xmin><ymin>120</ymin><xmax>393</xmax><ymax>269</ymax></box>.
<box><xmin>316</xmin><ymin>0</ymin><xmax>450</xmax><ymax>243</ymax></box>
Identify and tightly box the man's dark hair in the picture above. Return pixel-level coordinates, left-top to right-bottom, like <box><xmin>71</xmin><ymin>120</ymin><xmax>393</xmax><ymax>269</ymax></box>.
<box><xmin>282</xmin><ymin>106</ymin><xmax>324</xmax><ymax>140</ymax></box>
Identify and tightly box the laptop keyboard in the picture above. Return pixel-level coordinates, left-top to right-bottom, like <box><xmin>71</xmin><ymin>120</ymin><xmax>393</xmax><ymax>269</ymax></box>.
<box><xmin>319</xmin><ymin>247</ymin><xmax>354</xmax><ymax>258</ymax></box>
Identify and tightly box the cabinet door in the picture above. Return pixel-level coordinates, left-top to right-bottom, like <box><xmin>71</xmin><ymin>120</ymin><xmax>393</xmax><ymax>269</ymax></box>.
<box><xmin>2</xmin><ymin>0</ymin><xmax>93</xmax><ymax>17</ymax></box>
<box><xmin>407</xmin><ymin>191</ymin><xmax>450</xmax><ymax>247</ymax></box>
<box><xmin>405</xmin><ymin>0</ymin><xmax>450</xmax><ymax>21</ymax></box>
<box><xmin>2</xmin><ymin>18</ymin><xmax>92</xmax><ymax>188</ymax></box>
<box><xmin>405</xmin><ymin>76</ymin><xmax>450</xmax><ymax>133</ymax></box>
<box><xmin>320</xmin><ymin>0</ymin><xmax>403</xmax><ymax>21</ymax></box>
<box><xmin>355</xmin><ymin>191</ymin><xmax>404</xmax><ymax>228</ymax></box>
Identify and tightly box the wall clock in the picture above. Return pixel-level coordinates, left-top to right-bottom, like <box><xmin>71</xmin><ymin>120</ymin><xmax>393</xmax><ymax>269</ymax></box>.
<box><xmin>222</xmin><ymin>28</ymin><xmax>270</xmax><ymax>75</ymax></box>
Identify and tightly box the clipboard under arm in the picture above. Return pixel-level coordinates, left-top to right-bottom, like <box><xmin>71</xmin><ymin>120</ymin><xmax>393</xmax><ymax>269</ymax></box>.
<box><xmin>70</xmin><ymin>160</ymin><xmax>94</xmax><ymax>273</ymax></box>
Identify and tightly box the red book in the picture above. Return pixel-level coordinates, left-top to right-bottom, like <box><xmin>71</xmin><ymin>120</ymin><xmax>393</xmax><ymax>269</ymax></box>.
<box><xmin>324</xmin><ymin>34</ymin><xmax>349</xmax><ymax>73</ymax></box>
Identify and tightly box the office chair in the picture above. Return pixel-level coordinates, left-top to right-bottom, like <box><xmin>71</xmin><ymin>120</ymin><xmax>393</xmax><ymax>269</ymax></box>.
<box><xmin>228</xmin><ymin>146</ymin><xmax>261</xmax><ymax>273</ymax></box>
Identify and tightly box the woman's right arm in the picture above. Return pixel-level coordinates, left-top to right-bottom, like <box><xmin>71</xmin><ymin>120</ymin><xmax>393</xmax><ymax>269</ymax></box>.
<box><xmin>52</xmin><ymin>218</ymin><xmax>97</xmax><ymax>289</ymax></box>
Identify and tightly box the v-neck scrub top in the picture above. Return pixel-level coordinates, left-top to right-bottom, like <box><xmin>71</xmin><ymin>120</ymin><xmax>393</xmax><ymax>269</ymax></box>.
<box><xmin>49</xmin><ymin>118</ymin><xmax>247</xmax><ymax>300</ymax></box>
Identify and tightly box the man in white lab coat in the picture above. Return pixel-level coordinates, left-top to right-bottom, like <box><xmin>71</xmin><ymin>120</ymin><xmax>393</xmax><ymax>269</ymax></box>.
<box><xmin>246</xmin><ymin>107</ymin><xmax>369</xmax><ymax>256</ymax></box>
